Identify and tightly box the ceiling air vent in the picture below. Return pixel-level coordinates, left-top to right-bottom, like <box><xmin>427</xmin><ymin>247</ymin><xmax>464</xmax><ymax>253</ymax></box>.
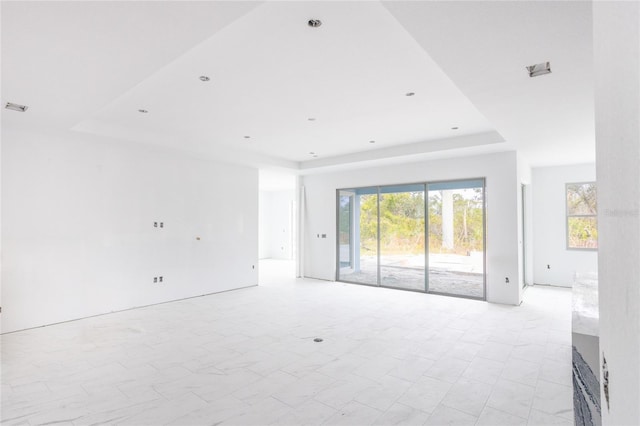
<box><xmin>5</xmin><ymin>102</ymin><xmax>28</xmax><ymax>112</ymax></box>
<box><xmin>526</xmin><ymin>62</ymin><xmax>551</xmax><ymax>77</ymax></box>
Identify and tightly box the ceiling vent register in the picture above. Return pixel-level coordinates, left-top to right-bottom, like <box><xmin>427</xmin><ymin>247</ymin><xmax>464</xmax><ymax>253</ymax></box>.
<box><xmin>5</xmin><ymin>102</ymin><xmax>28</xmax><ymax>112</ymax></box>
<box><xmin>527</xmin><ymin>62</ymin><xmax>551</xmax><ymax>77</ymax></box>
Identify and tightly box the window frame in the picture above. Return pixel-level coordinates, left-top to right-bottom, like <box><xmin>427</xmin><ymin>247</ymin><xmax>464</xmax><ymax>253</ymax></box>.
<box><xmin>565</xmin><ymin>181</ymin><xmax>598</xmax><ymax>251</ymax></box>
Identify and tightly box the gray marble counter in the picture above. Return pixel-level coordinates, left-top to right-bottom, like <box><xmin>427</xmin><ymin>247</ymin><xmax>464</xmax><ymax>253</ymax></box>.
<box><xmin>572</xmin><ymin>272</ymin><xmax>601</xmax><ymax>426</ymax></box>
<box><xmin>572</xmin><ymin>272</ymin><xmax>599</xmax><ymax>337</ymax></box>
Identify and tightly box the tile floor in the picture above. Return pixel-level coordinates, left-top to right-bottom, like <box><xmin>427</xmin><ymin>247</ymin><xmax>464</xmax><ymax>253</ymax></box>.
<box><xmin>1</xmin><ymin>260</ymin><xmax>573</xmax><ymax>425</ymax></box>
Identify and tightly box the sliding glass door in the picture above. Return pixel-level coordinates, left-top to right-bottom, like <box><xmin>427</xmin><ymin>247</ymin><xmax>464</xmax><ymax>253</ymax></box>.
<box><xmin>427</xmin><ymin>180</ymin><xmax>485</xmax><ymax>298</ymax></box>
<box><xmin>379</xmin><ymin>184</ymin><xmax>426</xmax><ymax>291</ymax></box>
<box><xmin>336</xmin><ymin>179</ymin><xmax>485</xmax><ymax>300</ymax></box>
<box><xmin>337</xmin><ymin>188</ymin><xmax>378</xmax><ymax>286</ymax></box>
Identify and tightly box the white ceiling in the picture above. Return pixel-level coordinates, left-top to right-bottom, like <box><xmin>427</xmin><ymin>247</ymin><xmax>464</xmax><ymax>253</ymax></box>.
<box><xmin>384</xmin><ymin>1</ymin><xmax>595</xmax><ymax>167</ymax></box>
<box><xmin>2</xmin><ymin>1</ymin><xmax>595</xmax><ymax>172</ymax></box>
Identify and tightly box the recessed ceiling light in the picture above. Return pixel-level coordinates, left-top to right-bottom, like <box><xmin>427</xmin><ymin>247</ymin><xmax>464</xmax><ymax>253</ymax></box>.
<box><xmin>244</xmin><ymin>136</ymin><xmax>251</xmax><ymax>139</ymax></box>
<box><xmin>308</xmin><ymin>19</ymin><xmax>322</xmax><ymax>28</ymax></box>
<box><xmin>308</xmin><ymin>117</ymin><xmax>316</xmax><ymax>121</ymax></box>
<box><xmin>369</xmin><ymin>140</ymin><xmax>376</xmax><ymax>144</ymax></box>
<box><xmin>138</xmin><ymin>109</ymin><xmax>148</xmax><ymax>113</ymax></box>
<box><xmin>313</xmin><ymin>154</ymin><xmax>318</xmax><ymax>158</ymax></box>
<box><xmin>405</xmin><ymin>92</ymin><xmax>415</xmax><ymax>97</ymax></box>
<box><xmin>5</xmin><ymin>102</ymin><xmax>28</xmax><ymax>112</ymax></box>
<box><xmin>199</xmin><ymin>76</ymin><xmax>211</xmax><ymax>82</ymax></box>
<box><xmin>526</xmin><ymin>62</ymin><xmax>551</xmax><ymax>77</ymax></box>
<box><xmin>309</xmin><ymin>152</ymin><xmax>315</xmax><ymax>155</ymax></box>
<box><xmin>451</xmin><ymin>127</ymin><xmax>459</xmax><ymax>130</ymax></box>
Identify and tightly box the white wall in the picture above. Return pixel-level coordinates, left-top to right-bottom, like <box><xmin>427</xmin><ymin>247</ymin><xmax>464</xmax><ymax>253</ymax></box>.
<box><xmin>593</xmin><ymin>2</ymin><xmax>640</xmax><ymax>424</ymax></box>
<box><xmin>517</xmin><ymin>154</ymin><xmax>533</xmax><ymax>295</ymax></box>
<box><xmin>1</xmin><ymin>124</ymin><xmax>259</xmax><ymax>333</ymax></box>
<box><xmin>258</xmin><ymin>190</ymin><xmax>294</xmax><ymax>260</ymax></box>
<box><xmin>0</xmin><ymin>123</ymin><xmax>3</xmax><ymax>318</ymax></box>
<box><xmin>301</xmin><ymin>151</ymin><xmax>522</xmax><ymax>305</ymax></box>
<box><xmin>258</xmin><ymin>191</ymin><xmax>269</xmax><ymax>259</ymax></box>
<box><xmin>532</xmin><ymin>164</ymin><xmax>597</xmax><ymax>287</ymax></box>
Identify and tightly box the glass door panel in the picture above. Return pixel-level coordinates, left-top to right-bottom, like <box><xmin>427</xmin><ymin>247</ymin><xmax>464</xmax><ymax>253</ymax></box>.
<box><xmin>427</xmin><ymin>180</ymin><xmax>485</xmax><ymax>299</ymax></box>
<box><xmin>337</xmin><ymin>188</ymin><xmax>378</xmax><ymax>285</ymax></box>
<box><xmin>379</xmin><ymin>184</ymin><xmax>426</xmax><ymax>291</ymax></box>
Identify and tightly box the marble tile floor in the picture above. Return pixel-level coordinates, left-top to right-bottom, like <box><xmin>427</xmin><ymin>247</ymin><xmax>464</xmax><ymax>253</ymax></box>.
<box><xmin>2</xmin><ymin>262</ymin><xmax>573</xmax><ymax>425</ymax></box>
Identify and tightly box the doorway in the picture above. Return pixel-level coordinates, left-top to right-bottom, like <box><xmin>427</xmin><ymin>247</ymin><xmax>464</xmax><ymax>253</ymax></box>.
<box><xmin>258</xmin><ymin>170</ymin><xmax>296</xmax><ymax>286</ymax></box>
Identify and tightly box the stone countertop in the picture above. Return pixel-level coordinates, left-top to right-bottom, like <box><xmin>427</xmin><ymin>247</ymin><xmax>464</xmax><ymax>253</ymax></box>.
<box><xmin>572</xmin><ymin>272</ymin><xmax>599</xmax><ymax>336</ymax></box>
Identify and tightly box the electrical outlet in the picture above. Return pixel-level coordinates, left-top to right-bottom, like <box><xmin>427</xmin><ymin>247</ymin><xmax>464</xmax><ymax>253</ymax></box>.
<box><xmin>153</xmin><ymin>277</ymin><xmax>158</xmax><ymax>283</ymax></box>
<box><xmin>547</xmin><ymin>264</ymin><xmax>551</xmax><ymax>269</ymax></box>
<box><xmin>505</xmin><ymin>277</ymin><xmax>510</xmax><ymax>283</ymax></box>
<box><xmin>154</xmin><ymin>222</ymin><xmax>158</xmax><ymax>228</ymax></box>
<box><xmin>160</xmin><ymin>222</ymin><xmax>164</xmax><ymax>228</ymax></box>
<box><xmin>159</xmin><ymin>276</ymin><xmax>163</xmax><ymax>283</ymax></box>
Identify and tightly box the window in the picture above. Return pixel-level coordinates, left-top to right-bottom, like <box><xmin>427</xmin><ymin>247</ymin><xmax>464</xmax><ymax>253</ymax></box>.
<box><xmin>566</xmin><ymin>182</ymin><xmax>597</xmax><ymax>250</ymax></box>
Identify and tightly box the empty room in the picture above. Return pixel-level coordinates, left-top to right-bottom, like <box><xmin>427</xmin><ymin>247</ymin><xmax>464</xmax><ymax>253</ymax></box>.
<box><xmin>2</xmin><ymin>1</ymin><xmax>639</xmax><ymax>426</ymax></box>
